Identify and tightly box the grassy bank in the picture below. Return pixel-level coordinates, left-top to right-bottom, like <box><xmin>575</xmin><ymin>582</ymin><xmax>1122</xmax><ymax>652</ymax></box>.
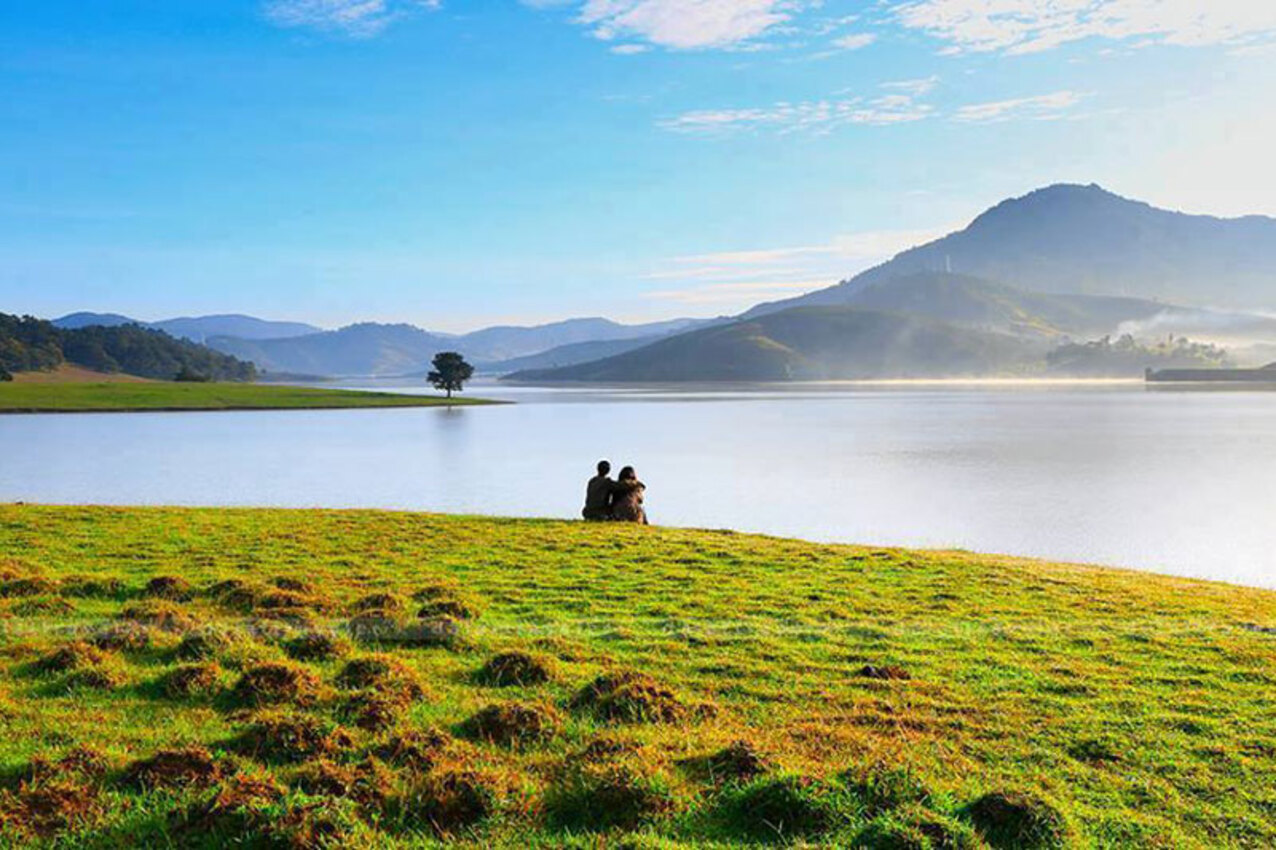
<box><xmin>0</xmin><ymin>506</ymin><xmax>1272</xmax><ymax>847</ymax></box>
<box><xmin>0</xmin><ymin>382</ymin><xmax>493</xmax><ymax>412</ymax></box>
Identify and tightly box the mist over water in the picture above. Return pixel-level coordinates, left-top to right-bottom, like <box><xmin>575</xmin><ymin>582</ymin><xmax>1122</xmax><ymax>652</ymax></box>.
<box><xmin>3</xmin><ymin>381</ymin><xmax>1275</xmax><ymax>589</ymax></box>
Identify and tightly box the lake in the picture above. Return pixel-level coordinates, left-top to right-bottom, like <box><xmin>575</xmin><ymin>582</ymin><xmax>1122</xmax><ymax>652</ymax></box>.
<box><xmin>4</xmin><ymin>380</ymin><xmax>1275</xmax><ymax>588</ymax></box>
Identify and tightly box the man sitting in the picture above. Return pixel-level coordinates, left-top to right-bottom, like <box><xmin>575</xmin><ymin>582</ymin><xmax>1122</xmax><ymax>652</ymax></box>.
<box><xmin>582</xmin><ymin>460</ymin><xmax>615</xmax><ymax>521</ymax></box>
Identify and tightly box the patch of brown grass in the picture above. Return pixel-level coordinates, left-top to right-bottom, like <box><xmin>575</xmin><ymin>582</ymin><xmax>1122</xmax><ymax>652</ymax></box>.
<box><xmin>119</xmin><ymin>600</ymin><xmax>197</xmax><ymax>633</ymax></box>
<box><xmin>475</xmin><ymin>651</ymin><xmax>555</xmax><ymax>687</ymax></box>
<box><xmin>460</xmin><ymin>702</ymin><xmax>561</xmax><ymax>747</ymax></box>
<box><xmin>144</xmin><ymin>575</ymin><xmax>194</xmax><ymax>601</ymax></box>
<box><xmin>160</xmin><ymin>662</ymin><xmax>223</xmax><ymax>699</ymax></box>
<box><xmin>233</xmin><ymin>711</ymin><xmax>352</xmax><ymax>764</ymax></box>
<box><xmin>121</xmin><ymin>746</ymin><xmax>225</xmax><ymax>790</ymax></box>
<box><xmin>230</xmin><ymin>662</ymin><xmax>323</xmax><ymax>708</ymax></box>
<box><xmin>571</xmin><ymin>671</ymin><xmax>687</xmax><ymax>723</ymax></box>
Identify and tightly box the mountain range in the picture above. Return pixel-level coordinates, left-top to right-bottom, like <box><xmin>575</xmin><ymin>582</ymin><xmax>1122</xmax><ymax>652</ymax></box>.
<box><xmin>53</xmin><ymin>313</ymin><xmax>323</xmax><ymax>343</ymax></box>
<box><xmin>45</xmin><ymin>184</ymin><xmax>1276</xmax><ymax>382</ymax></box>
<box><xmin>206</xmin><ymin>317</ymin><xmax>709</xmax><ymax>377</ymax></box>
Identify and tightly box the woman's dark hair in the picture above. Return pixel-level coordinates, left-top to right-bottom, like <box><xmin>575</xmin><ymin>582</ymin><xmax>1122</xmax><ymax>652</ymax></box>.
<box><xmin>618</xmin><ymin>466</ymin><xmax>637</xmax><ymax>481</ymax></box>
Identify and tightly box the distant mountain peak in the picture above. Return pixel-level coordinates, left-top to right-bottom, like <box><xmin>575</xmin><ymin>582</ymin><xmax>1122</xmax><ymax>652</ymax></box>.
<box><xmin>743</xmin><ymin>183</ymin><xmax>1276</xmax><ymax>317</ymax></box>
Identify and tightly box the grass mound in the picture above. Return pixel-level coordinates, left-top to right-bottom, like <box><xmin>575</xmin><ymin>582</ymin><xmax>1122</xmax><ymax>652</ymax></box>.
<box><xmin>0</xmin><ymin>576</ymin><xmax>58</xmax><ymax>597</ymax></box>
<box><xmin>293</xmin><ymin>757</ymin><xmax>395</xmax><ymax>808</ymax></box>
<box><xmin>172</xmin><ymin>771</ymin><xmax>286</xmax><ymax>840</ymax></box>
<box><xmin>0</xmin><ymin>775</ymin><xmax>105</xmax><ymax>838</ymax></box>
<box><xmin>858</xmin><ymin>807</ymin><xmax>982</xmax><ymax>850</ymax></box>
<box><xmin>393</xmin><ymin>767</ymin><xmax>503</xmax><ymax>837</ymax></box>
<box><xmin>460</xmin><ymin>701</ymin><xmax>561</xmax><ymax>746</ymax></box>
<box><xmin>205</xmin><ymin>579</ymin><xmax>261</xmax><ymax>611</ymax></box>
<box><xmin>342</xmin><ymin>690</ymin><xmax>410</xmax><ymax>732</ymax></box>
<box><xmin>546</xmin><ymin>760</ymin><xmax>677</xmax><ymax>832</ymax></box>
<box><xmin>373</xmin><ymin>729</ymin><xmax>452</xmax><ymax>773</ymax></box>
<box><xmin>229</xmin><ymin>662</ymin><xmax>323</xmax><ymax>708</ymax></box>
<box><xmin>61</xmin><ymin>575</ymin><xmax>126</xmax><ymax>599</ymax></box>
<box><xmin>89</xmin><ymin>621</ymin><xmax>154</xmax><ymax>652</ymax></box>
<box><xmin>335</xmin><ymin>654</ymin><xmax>424</xmax><ymax>700</ymax></box>
<box><xmin>175</xmin><ymin>624</ymin><xmax>246</xmax><ymax>662</ymax></box>
<box><xmin>353</xmin><ymin>592</ymin><xmax>407</xmax><ymax>615</ymax></box>
<box><xmin>119</xmin><ymin>600</ymin><xmax>197</xmax><ymax>633</ymax></box>
<box><xmin>19</xmin><ymin>747</ymin><xmax>112</xmax><ymax>785</ymax></box>
<box><xmin>121</xmin><ymin>746</ymin><xmax>225</xmax><ymax>790</ymax></box>
<box><xmin>160</xmin><ymin>662</ymin><xmax>223</xmax><ymax>699</ymax></box>
<box><xmin>143</xmin><ymin>575</ymin><xmax>193</xmax><ymax>601</ymax></box>
<box><xmin>963</xmin><ymin>792</ymin><xmax>1072</xmax><ymax>850</ymax></box>
<box><xmin>285</xmin><ymin>630</ymin><xmax>349</xmax><ymax>662</ymax></box>
<box><xmin>475</xmin><ymin>651</ymin><xmax>555</xmax><ymax>687</ymax></box>
<box><xmin>699</xmin><ymin>739</ymin><xmax>774</xmax><ymax>784</ymax></box>
<box><xmin>860</xmin><ymin>664</ymin><xmax>913</xmax><ymax>681</ymax></box>
<box><xmin>64</xmin><ymin>663</ymin><xmax>127</xmax><ymax>691</ymax></box>
<box><xmin>571</xmin><ymin>670</ymin><xmax>687</xmax><ymax>723</ymax></box>
<box><xmin>271</xmin><ymin>576</ymin><xmax>314</xmax><ymax>593</ymax></box>
<box><xmin>720</xmin><ymin>774</ymin><xmax>851</xmax><ymax>842</ymax></box>
<box><xmin>417</xmin><ymin>597</ymin><xmax>481</xmax><ymax>621</ymax></box>
<box><xmin>233</xmin><ymin>711</ymin><xmax>351</xmax><ymax>764</ymax></box>
<box><xmin>35</xmin><ymin>641</ymin><xmax>108</xmax><ymax>674</ymax></box>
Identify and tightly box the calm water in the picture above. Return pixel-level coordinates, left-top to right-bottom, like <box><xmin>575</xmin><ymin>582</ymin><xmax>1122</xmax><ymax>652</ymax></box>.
<box><xmin>3</xmin><ymin>381</ymin><xmax>1275</xmax><ymax>588</ymax></box>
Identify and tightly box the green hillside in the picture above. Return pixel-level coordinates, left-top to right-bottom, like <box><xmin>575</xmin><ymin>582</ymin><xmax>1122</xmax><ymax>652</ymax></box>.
<box><xmin>508</xmin><ymin>306</ymin><xmax>1034</xmax><ymax>382</ymax></box>
<box><xmin>845</xmin><ymin>272</ymin><xmax>1170</xmax><ymax>338</ymax></box>
<box><xmin>0</xmin><ymin>505</ymin><xmax>1272</xmax><ymax>847</ymax></box>
<box><xmin>0</xmin><ymin>314</ymin><xmax>256</xmax><ymax>382</ymax></box>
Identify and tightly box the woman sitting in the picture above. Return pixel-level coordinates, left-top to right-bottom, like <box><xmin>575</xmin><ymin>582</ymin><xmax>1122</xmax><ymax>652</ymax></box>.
<box><xmin>609</xmin><ymin>466</ymin><xmax>648</xmax><ymax>525</ymax></box>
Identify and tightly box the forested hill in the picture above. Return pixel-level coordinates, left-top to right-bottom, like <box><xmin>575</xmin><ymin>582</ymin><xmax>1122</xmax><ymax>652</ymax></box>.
<box><xmin>0</xmin><ymin>313</ymin><xmax>257</xmax><ymax>382</ymax></box>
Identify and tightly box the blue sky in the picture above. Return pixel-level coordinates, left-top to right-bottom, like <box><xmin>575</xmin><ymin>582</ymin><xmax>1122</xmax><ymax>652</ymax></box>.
<box><xmin>3</xmin><ymin>1</ymin><xmax>1275</xmax><ymax>331</ymax></box>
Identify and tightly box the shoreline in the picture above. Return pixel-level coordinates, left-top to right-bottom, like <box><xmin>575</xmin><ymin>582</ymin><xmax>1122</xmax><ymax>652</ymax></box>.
<box><xmin>0</xmin><ymin>381</ymin><xmax>503</xmax><ymax>413</ymax></box>
<box><xmin>6</xmin><ymin>501</ymin><xmax>1271</xmax><ymax>595</ymax></box>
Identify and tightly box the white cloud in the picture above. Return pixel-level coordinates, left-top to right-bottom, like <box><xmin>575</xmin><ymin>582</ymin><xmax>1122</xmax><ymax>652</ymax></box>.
<box><xmin>660</xmin><ymin>88</ymin><xmax>934</xmax><ymax>136</ymax></box>
<box><xmin>894</xmin><ymin>0</ymin><xmax>1276</xmax><ymax>55</ymax></box>
<box><xmin>264</xmin><ymin>0</ymin><xmax>439</xmax><ymax>36</ymax></box>
<box><xmin>642</xmin><ymin>226</ymin><xmax>955</xmax><ymax>307</ymax></box>
<box><xmin>575</xmin><ymin>0</ymin><xmax>799</xmax><ymax>49</ymax></box>
<box><xmin>882</xmin><ymin>75</ymin><xmax>940</xmax><ymax>96</ymax></box>
<box><xmin>953</xmin><ymin>90</ymin><xmax>1085</xmax><ymax>123</ymax></box>
<box><xmin>831</xmin><ymin>32</ymin><xmax>877</xmax><ymax>51</ymax></box>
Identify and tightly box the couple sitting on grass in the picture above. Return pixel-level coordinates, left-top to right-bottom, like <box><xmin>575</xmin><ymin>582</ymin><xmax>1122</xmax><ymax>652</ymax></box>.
<box><xmin>582</xmin><ymin>460</ymin><xmax>648</xmax><ymax>525</ymax></box>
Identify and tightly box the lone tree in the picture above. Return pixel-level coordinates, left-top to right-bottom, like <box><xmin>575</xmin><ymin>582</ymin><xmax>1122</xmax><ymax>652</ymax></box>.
<box><xmin>428</xmin><ymin>351</ymin><xmax>474</xmax><ymax>399</ymax></box>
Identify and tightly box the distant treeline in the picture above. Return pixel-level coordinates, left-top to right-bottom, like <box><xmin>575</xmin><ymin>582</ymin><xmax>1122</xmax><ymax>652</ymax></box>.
<box><xmin>1046</xmin><ymin>334</ymin><xmax>1229</xmax><ymax>377</ymax></box>
<box><xmin>0</xmin><ymin>313</ymin><xmax>257</xmax><ymax>382</ymax></box>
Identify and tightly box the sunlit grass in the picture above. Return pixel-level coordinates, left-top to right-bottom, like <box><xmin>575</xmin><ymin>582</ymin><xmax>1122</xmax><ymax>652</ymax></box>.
<box><xmin>0</xmin><ymin>505</ymin><xmax>1272</xmax><ymax>847</ymax></box>
<box><xmin>0</xmin><ymin>382</ymin><xmax>493</xmax><ymax>412</ymax></box>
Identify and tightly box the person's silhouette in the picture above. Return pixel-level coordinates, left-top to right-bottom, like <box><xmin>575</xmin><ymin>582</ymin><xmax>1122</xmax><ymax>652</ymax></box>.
<box><xmin>582</xmin><ymin>460</ymin><xmax>615</xmax><ymax>521</ymax></box>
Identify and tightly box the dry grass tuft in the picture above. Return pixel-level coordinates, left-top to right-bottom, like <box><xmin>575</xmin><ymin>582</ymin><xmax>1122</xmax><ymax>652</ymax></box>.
<box><xmin>571</xmin><ymin>670</ymin><xmax>687</xmax><ymax>723</ymax></box>
<box><xmin>160</xmin><ymin>662</ymin><xmax>223</xmax><ymax>699</ymax></box>
<box><xmin>230</xmin><ymin>662</ymin><xmax>323</xmax><ymax>708</ymax></box>
<box><xmin>121</xmin><ymin>746</ymin><xmax>225</xmax><ymax>790</ymax></box>
<box><xmin>143</xmin><ymin>575</ymin><xmax>194</xmax><ymax>601</ymax></box>
<box><xmin>475</xmin><ymin>651</ymin><xmax>555</xmax><ymax>687</ymax></box>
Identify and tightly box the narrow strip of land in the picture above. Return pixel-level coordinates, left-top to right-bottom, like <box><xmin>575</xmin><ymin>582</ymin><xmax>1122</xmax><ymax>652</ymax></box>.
<box><xmin>0</xmin><ymin>381</ymin><xmax>496</xmax><ymax>412</ymax></box>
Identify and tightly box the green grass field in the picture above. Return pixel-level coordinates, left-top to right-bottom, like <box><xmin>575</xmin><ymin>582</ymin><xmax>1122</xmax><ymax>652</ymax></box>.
<box><xmin>0</xmin><ymin>505</ymin><xmax>1273</xmax><ymax>848</ymax></box>
<box><xmin>0</xmin><ymin>382</ymin><xmax>493</xmax><ymax>412</ymax></box>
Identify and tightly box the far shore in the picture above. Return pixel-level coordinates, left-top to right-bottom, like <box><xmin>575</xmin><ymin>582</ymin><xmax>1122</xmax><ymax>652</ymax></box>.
<box><xmin>0</xmin><ymin>378</ymin><xmax>499</xmax><ymax>413</ymax></box>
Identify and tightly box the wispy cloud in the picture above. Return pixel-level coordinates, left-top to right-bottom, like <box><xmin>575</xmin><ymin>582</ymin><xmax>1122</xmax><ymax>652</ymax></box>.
<box><xmin>641</xmin><ymin>226</ymin><xmax>955</xmax><ymax>307</ymax></box>
<box><xmin>570</xmin><ymin>0</ymin><xmax>800</xmax><ymax>50</ymax></box>
<box><xmin>660</xmin><ymin>86</ymin><xmax>934</xmax><ymax>136</ymax></box>
<box><xmin>264</xmin><ymin>0</ymin><xmax>439</xmax><ymax>36</ymax></box>
<box><xmin>953</xmin><ymin>90</ymin><xmax>1085</xmax><ymax>123</ymax></box>
<box><xmin>831</xmin><ymin>32</ymin><xmax>877</xmax><ymax>51</ymax></box>
<box><xmin>894</xmin><ymin>0</ymin><xmax>1276</xmax><ymax>55</ymax></box>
